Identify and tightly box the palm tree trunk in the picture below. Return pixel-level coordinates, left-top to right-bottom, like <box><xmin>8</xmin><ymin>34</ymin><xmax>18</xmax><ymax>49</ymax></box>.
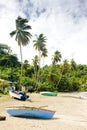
<box><xmin>19</xmin><ymin>42</ymin><xmax>23</xmax><ymax>89</ymax></box>
<box><xmin>56</xmin><ymin>69</ymin><xmax>64</xmax><ymax>88</ymax></box>
<box><xmin>38</xmin><ymin>51</ymin><xmax>41</xmax><ymax>82</ymax></box>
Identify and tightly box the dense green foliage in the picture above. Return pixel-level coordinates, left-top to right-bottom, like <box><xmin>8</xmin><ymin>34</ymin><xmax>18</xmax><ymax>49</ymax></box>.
<box><xmin>0</xmin><ymin>16</ymin><xmax>87</xmax><ymax>93</ymax></box>
<box><xmin>0</xmin><ymin>43</ymin><xmax>87</xmax><ymax>93</ymax></box>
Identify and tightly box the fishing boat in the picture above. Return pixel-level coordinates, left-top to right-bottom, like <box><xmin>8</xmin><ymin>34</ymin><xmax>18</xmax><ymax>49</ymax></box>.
<box><xmin>40</xmin><ymin>91</ymin><xmax>57</xmax><ymax>96</ymax></box>
<box><xmin>9</xmin><ymin>90</ymin><xmax>29</xmax><ymax>101</ymax></box>
<box><xmin>0</xmin><ymin>115</ymin><xmax>6</xmax><ymax>121</ymax></box>
<box><xmin>6</xmin><ymin>106</ymin><xmax>55</xmax><ymax>119</ymax></box>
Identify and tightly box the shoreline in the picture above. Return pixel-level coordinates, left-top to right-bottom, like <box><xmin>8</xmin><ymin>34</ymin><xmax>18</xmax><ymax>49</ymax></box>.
<box><xmin>0</xmin><ymin>92</ymin><xmax>87</xmax><ymax>130</ymax></box>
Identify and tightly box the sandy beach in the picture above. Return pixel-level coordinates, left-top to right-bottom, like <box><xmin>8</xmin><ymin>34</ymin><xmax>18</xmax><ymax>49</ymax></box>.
<box><xmin>0</xmin><ymin>92</ymin><xmax>87</xmax><ymax>130</ymax></box>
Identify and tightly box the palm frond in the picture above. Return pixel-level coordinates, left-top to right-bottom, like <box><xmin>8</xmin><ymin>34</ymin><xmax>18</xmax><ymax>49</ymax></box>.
<box><xmin>22</xmin><ymin>25</ymin><xmax>32</xmax><ymax>30</ymax></box>
<box><xmin>10</xmin><ymin>30</ymin><xmax>16</xmax><ymax>37</ymax></box>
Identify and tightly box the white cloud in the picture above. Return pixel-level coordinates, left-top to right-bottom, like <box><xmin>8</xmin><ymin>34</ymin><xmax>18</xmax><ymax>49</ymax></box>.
<box><xmin>0</xmin><ymin>0</ymin><xmax>87</xmax><ymax>65</ymax></box>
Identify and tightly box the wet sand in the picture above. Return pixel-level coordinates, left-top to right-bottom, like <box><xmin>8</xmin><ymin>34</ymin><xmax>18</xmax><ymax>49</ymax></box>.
<box><xmin>0</xmin><ymin>92</ymin><xmax>87</xmax><ymax>130</ymax></box>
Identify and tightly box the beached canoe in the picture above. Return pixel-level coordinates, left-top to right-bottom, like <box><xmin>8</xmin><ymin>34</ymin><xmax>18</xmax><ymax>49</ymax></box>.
<box><xmin>40</xmin><ymin>91</ymin><xmax>57</xmax><ymax>96</ymax></box>
<box><xmin>9</xmin><ymin>90</ymin><xmax>29</xmax><ymax>101</ymax></box>
<box><xmin>6</xmin><ymin>106</ymin><xmax>55</xmax><ymax>119</ymax></box>
<box><xmin>0</xmin><ymin>115</ymin><xmax>6</xmax><ymax>121</ymax></box>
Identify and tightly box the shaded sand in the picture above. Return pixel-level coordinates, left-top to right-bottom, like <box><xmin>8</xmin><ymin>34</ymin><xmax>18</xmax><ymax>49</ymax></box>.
<box><xmin>0</xmin><ymin>92</ymin><xmax>87</xmax><ymax>130</ymax></box>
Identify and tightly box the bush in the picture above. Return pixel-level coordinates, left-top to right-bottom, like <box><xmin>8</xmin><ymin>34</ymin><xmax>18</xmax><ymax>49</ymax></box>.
<box><xmin>37</xmin><ymin>82</ymin><xmax>56</xmax><ymax>92</ymax></box>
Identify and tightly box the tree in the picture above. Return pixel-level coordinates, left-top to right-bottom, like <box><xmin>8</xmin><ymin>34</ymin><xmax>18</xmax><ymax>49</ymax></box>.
<box><xmin>52</xmin><ymin>50</ymin><xmax>62</xmax><ymax>66</ymax></box>
<box><xmin>0</xmin><ymin>43</ymin><xmax>11</xmax><ymax>57</ymax></box>
<box><xmin>0</xmin><ymin>54</ymin><xmax>20</xmax><ymax>67</ymax></box>
<box><xmin>51</xmin><ymin>50</ymin><xmax>62</xmax><ymax>88</ymax></box>
<box><xmin>33</xmin><ymin>34</ymin><xmax>47</xmax><ymax>81</ymax></box>
<box><xmin>10</xmin><ymin>16</ymin><xmax>32</xmax><ymax>86</ymax></box>
<box><xmin>62</xmin><ymin>59</ymin><xmax>70</xmax><ymax>74</ymax></box>
<box><xmin>33</xmin><ymin>34</ymin><xmax>47</xmax><ymax>66</ymax></box>
<box><xmin>41</xmin><ymin>47</ymin><xmax>48</xmax><ymax>66</ymax></box>
<box><xmin>23</xmin><ymin>60</ymin><xmax>29</xmax><ymax>69</ymax></box>
<box><xmin>70</xmin><ymin>59</ymin><xmax>77</xmax><ymax>70</ymax></box>
<box><xmin>32</xmin><ymin>55</ymin><xmax>39</xmax><ymax>80</ymax></box>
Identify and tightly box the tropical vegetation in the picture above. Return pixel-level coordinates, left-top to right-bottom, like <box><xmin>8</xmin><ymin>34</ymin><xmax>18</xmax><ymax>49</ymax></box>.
<box><xmin>0</xmin><ymin>16</ymin><xmax>87</xmax><ymax>94</ymax></box>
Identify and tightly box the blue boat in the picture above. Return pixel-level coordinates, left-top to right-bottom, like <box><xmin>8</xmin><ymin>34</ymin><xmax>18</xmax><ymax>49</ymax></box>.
<box><xmin>9</xmin><ymin>90</ymin><xmax>29</xmax><ymax>101</ymax></box>
<box><xmin>6</xmin><ymin>106</ymin><xmax>55</xmax><ymax>119</ymax></box>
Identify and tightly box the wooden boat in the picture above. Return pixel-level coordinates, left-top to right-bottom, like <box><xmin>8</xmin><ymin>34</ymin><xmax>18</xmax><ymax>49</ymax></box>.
<box><xmin>0</xmin><ymin>115</ymin><xmax>6</xmax><ymax>121</ymax></box>
<box><xmin>6</xmin><ymin>106</ymin><xmax>55</xmax><ymax>119</ymax></box>
<box><xmin>9</xmin><ymin>90</ymin><xmax>29</xmax><ymax>101</ymax></box>
<box><xmin>40</xmin><ymin>91</ymin><xmax>57</xmax><ymax>96</ymax></box>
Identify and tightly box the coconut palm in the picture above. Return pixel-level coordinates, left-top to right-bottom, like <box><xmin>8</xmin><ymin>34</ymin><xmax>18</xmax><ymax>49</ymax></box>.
<box><xmin>33</xmin><ymin>34</ymin><xmax>47</xmax><ymax>67</ymax></box>
<box><xmin>51</xmin><ymin>50</ymin><xmax>62</xmax><ymax>87</ymax></box>
<box><xmin>32</xmin><ymin>55</ymin><xmax>39</xmax><ymax>80</ymax></box>
<box><xmin>52</xmin><ymin>50</ymin><xmax>62</xmax><ymax>66</ymax></box>
<box><xmin>10</xmin><ymin>16</ymin><xmax>32</xmax><ymax>86</ymax></box>
<box><xmin>32</xmin><ymin>55</ymin><xmax>39</xmax><ymax>68</ymax></box>
<box><xmin>41</xmin><ymin>47</ymin><xmax>48</xmax><ymax>66</ymax></box>
<box><xmin>33</xmin><ymin>34</ymin><xmax>47</xmax><ymax>81</ymax></box>
<box><xmin>70</xmin><ymin>59</ymin><xmax>77</xmax><ymax>70</ymax></box>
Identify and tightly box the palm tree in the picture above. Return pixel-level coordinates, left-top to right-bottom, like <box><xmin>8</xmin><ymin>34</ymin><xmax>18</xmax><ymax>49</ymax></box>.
<box><xmin>51</xmin><ymin>51</ymin><xmax>62</xmax><ymax>88</ymax></box>
<box><xmin>10</xmin><ymin>16</ymin><xmax>32</xmax><ymax>86</ymax></box>
<box><xmin>32</xmin><ymin>55</ymin><xmax>39</xmax><ymax>80</ymax></box>
<box><xmin>57</xmin><ymin>59</ymin><xmax>70</xmax><ymax>87</ymax></box>
<box><xmin>62</xmin><ymin>59</ymin><xmax>70</xmax><ymax>74</ymax></box>
<box><xmin>33</xmin><ymin>33</ymin><xmax>47</xmax><ymax>81</ymax></box>
<box><xmin>41</xmin><ymin>47</ymin><xmax>48</xmax><ymax>66</ymax></box>
<box><xmin>70</xmin><ymin>59</ymin><xmax>77</xmax><ymax>70</ymax></box>
<box><xmin>52</xmin><ymin>50</ymin><xmax>62</xmax><ymax>66</ymax></box>
<box><xmin>33</xmin><ymin>34</ymin><xmax>47</xmax><ymax>67</ymax></box>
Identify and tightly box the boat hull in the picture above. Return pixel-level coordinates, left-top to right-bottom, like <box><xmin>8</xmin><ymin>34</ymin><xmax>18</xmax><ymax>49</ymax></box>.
<box><xmin>40</xmin><ymin>91</ymin><xmax>57</xmax><ymax>96</ymax></box>
<box><xmin>9</xmin><ymin>90</ymin><xmax>29</xmax><ymax>101</ymax></box>
<box><xmin>6</xmin><ymin>106</ymin><xmax>55</xmax><ymax>119</ymax></box>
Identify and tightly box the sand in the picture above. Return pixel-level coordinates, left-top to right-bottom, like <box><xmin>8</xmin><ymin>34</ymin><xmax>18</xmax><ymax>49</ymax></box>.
<box><xmin>0</xmin><ymin>92</ymin><xmax>87</xmax><ymax>130</ymax></box>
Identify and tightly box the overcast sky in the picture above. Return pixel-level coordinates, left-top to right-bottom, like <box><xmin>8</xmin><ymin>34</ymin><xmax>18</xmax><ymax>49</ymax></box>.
<box><xmin>0</xmin><ymin>0</ymin><xmax>87</xmax><ymax>66</ymax></box>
